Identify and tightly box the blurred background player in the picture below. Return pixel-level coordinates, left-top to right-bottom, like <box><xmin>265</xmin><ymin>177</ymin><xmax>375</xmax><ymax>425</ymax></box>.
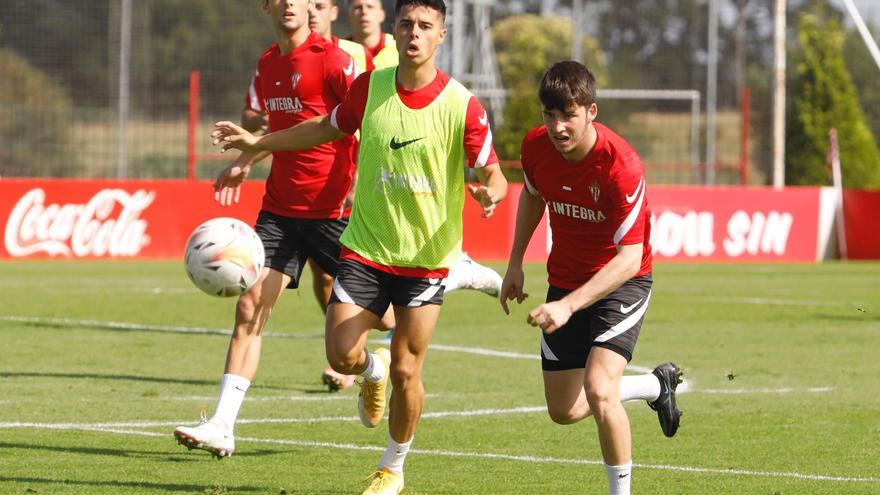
<box><xmin>347</xmin><ymin>0</ymin><xmax>398</xmax><ymax>70</ymax></box>
<box><xmin>500</xmin><ymin>61</ymin><xmax>682</xmax><ymax>495</ymax></box>
<box><xmin>172</xmin><ymin>0</ymin><xmax>360</xmax><ymax>459</ymax></box>
<box><xmin>210</xmin><ymin>2</ymin><xmax>508</xmax><ymax>492</ymax></box>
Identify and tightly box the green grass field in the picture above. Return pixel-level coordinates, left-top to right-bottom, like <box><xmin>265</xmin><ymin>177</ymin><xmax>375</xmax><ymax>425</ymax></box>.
<box><xmin>1</xmin><ymin>261</ymin><xmax>878</xmax><ymax>494</ymax></box>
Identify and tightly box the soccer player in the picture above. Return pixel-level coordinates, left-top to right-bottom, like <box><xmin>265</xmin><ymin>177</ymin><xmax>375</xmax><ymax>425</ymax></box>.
<box><xmin>212</xmin><ymin>2</ymin><xmax>507</xmax><ymax>493</ymax></box>
<box><xmin>499</xmin><ymin>61</ymin><xmax>683</xmax><ymax>495</ymax></box>
<box><xmin>347</xmin><ymin>0</ymin><xmax>398</xmax><ymax>70</ymax></box>
<box><xmin>172</xmin><ymin>0</ymin><xmax>360</xmax><ymax>458</ymax></box>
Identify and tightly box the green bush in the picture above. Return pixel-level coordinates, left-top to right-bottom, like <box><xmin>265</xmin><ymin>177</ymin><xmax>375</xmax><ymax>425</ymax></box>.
<box><xmin>0</xmin><ymin>48</ymin><xmax>83</xmax><ymax>177</ymax></box>
<box><xmin>786</xmin><ymin>14</ymin><xmax>880</xmax><ymax>187</ymax></box>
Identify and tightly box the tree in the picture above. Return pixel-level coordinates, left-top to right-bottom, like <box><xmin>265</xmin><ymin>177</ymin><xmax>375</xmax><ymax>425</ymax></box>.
<box><xmin>786</xmin><ymin>13</ymin><xmax>880</xmax><ymax>187</ymax></box>
<box><xmin>0</xmin><ymin>49</ymin><xmax>81</xmax><ymax>177</ymax></box>
<box><xmin>492</xmin><ymin>14</ymin><xmax>607</xmax><ymax>160</ymax></box>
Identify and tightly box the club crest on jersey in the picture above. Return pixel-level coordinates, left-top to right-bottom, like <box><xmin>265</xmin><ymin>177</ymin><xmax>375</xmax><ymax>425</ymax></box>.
<box><xmin>589</xmin><ymin>181</ymin><xmax>601</xmax><ymax>203</ymax></box>
<box><xmin>291</xmin><ymin>73</ymin><xmax>302</xmax><ymax>90</ymax></box>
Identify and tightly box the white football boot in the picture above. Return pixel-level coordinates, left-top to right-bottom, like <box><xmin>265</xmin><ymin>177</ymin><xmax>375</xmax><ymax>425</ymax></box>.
<box><xmin>446</xmin><ymin>252</ymin><xmax>503</xmax><ymax>297</ymax></box>
<box><xmin>173</xmin><ymin>417</ymin><xmax>235</xmax><ymax>459</ymax></box>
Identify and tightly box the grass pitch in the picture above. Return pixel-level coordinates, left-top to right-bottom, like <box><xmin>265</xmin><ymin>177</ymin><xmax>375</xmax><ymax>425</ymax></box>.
<box><xmin>1</xmin><ymin>260</ymin><xmax>878</xmax><ymax>494</ymax></box>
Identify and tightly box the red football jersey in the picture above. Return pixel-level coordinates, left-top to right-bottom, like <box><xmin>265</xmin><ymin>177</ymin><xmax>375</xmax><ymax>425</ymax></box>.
<box><xmin>521</xmin><ymin>123</ymin><xmax>653</xmax><ymax>289</ymax></box>
<box><xmin>250</xmin><ymin>32</ymin><xmax>358</xmax><ymax>219</ymax></box>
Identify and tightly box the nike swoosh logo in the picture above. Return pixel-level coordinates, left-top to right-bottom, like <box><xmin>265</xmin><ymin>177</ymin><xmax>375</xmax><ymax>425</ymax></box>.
<box><xmin>478</xmin><ymin>111</ymin><xmax>488</xmax><ymax>126</ymax></box>
<box><xmin>390</xmin><ymin>137</ymin><xmax>424</xmax><ymax>150</ymax></box>
<box><xmin>343</xmin><ymin>58</ymin><xmax>355</xmax><ymax>76</ymax></box>
<box><xmin>625</xmin><ymin>178</ymin><xmax>644</xmax><ymax>204</ymax></box>
<box><xmin>618</xmin><ymin>473</ymin><xmax>630</xmax><ymax>479</ymax></box>
<box><xmin>620</xmin><ymin>298</ymin><xmax>643</xmax><ymax>314</ymax></box>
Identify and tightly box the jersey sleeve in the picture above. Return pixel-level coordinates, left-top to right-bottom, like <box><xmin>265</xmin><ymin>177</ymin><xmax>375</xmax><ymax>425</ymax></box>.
<box><xmin>463</xmin><ymin>96</ymin><xmax>499</xmax><ymax>169</ymax></box>
<box><xmin>519</xmin><ymin>128</ymin><xmax>542</xmax><ymax>195</ymax></box>
<box><xmin>325</xmin><ymin>48</ymin><xmax>358</xmax><ymax>102</ymax></box>
<box><xmin>608</xmin><ymin>150</ymin><xmax>647</xmax><ymax>246</ymax></box>
<box><xmin>244</xmin><ymin>69</ymin><xmax>263</xmax><ymax>112</ymax></box>
<box><xmin>330</xmin><ymin>72</ymin><xmax>370</xmax><ymax>135</ymax></box>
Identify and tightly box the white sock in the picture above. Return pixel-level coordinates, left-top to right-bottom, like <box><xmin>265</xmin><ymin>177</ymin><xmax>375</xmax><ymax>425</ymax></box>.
<box><xmin>620</xmin><ymin>373</ymin><xmax>661</xmax><ymax>402</ymax></box>
<box><xmin>605</xmin><ymin>461</ymin><xmax>632</xmax><ymax>495</ymax></box>
<box><xmin>211</xmin><ymin>374</ymin><xmax>250</xmax><ymax>431</ymax></box>
<box><xmin>360</xmin><ymin>350</ymin><xmax>386</xmax><ymax>383</ymax></box>
<box><xmin>378</xmin><ymin>434</ymin><xmax>412</xmax><ymax>475</ymax></box>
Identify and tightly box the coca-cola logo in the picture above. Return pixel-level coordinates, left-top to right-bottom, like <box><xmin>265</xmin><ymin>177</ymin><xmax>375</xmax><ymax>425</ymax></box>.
<box><xmin>4</xmin><ymin>188</ymin><xmax>155</xmax><ymax>257</ymax></box>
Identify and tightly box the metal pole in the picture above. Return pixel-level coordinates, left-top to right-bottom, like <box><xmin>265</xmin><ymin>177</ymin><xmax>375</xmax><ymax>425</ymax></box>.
<box><xmin>451</xmin><ymin>0</ymin><xmax>465</xmax><ymax>80</ymax></box>
<box><xmin>772</xmin><ymin>0</ymin><xmax>786</xmax><ymax>189</ymax></box>
<box><xmin>571</xmin><ymin>0</ymin><xmax>584</xmax><ymax>63</ymax></box>
<box><xmin>117</xmin><ymin>0</ymin><xmax>131</xmax><ymax>178</ymax></box>
<box><xmin>841</xmin><ymin>0</ymin><xmax>880</xmax><ymax>73</ymax></box>
<box><xmin>706</xmin><ymin>0</ymin><xmax>718</xmax><ymax>184</ymax></box>
<box><xmin>691</xmin><ymin>93</ymin><xmax>701</xmax><ymax>174</ymax></box>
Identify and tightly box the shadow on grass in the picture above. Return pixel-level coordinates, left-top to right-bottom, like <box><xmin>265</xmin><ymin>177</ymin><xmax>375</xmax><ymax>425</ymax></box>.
<box><xmin>0</xmin><ymin>371</ymin><xmax>289</xmax><ymax>390</ymax></box>
<box><xmin>0</xmin><ymin>441</ymin><xmax>295</xmax><ymax>461</ymax></box>
<box><xmin>0</xmin><ymin>476</ymin><xmax>264</xmax><ymax>493</ymax></box>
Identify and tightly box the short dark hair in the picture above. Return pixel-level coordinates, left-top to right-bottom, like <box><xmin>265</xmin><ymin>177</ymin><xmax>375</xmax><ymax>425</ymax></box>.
<box><xmin>395</xmin><ymin>0</ymin><xmax>446</xmax><ymax>19</ymax></box>
<box><xmin>539</xmin><ymin>61</ymin><xmax>597</xmax><ymax>112</ymax></box>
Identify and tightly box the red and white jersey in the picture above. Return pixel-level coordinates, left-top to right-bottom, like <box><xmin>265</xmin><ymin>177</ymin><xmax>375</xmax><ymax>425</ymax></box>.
<box><xmin>331</xmin><ymin>69</ymin><xmax>499</xmax><ymax>169</ymax></box>
<box><xmin>248</xmin><ymin>32</ymin><xmax>359</xmax><ymax>219</ymax></box>
<box><xmin>521</xmin><ymin>123</ymin><xmax>652</xmax><ymax>289</ymax></box>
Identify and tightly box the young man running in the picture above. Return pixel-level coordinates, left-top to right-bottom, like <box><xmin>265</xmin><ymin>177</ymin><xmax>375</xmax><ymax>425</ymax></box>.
<box><xmin>172</xmin><ymin>0</ymin><xmax>359</xmax><ymax>458</ymax></box>
<box><xmin>212</xmin><ymin>3</ymin><xmax>507</xmax><ymax>493</ymax></box>
<box><xmin>500</xmin><ymin>61</ymin><xmax>683</xmax><ymax>495</ymax></box>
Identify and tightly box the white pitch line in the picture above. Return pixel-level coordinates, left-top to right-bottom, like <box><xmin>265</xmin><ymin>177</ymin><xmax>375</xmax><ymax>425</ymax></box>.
<box><xmin>160</xmin><ymin>392</ymin><xmax>445</xmax><ymax>402</ymax></box>
<box><xmin>1</xmin><ymin>314</ymin><xmax>654</xmax><ymax>373</ymax></box>
<box><xmin>0</xmin><ymin>315</ymin><xmax>319</xmax><ymax>340</ymax></box>
<box><xmin>0</xmin><ymin>406</ymin><xmax>548</xmax><ymax>430</ymax></box>
<box><xmin>46</xmin><ymin>426</ymin><xmax>880</xmax><ymax>484</ymax></box>
<box><xmin>688</xmin><ymin>386</ymin><xmax>834</xmax><ymax>395</ymax></box>
<box><xmin>700</xmin><ymin>296</ymin><xmax>858</xmax><ymax>308</ymax></box>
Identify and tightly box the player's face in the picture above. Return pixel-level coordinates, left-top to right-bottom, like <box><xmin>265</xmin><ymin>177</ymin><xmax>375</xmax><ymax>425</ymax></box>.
<box><xmin>348</xmin><ymin>0</ymin><xmax>385</xmax><ymax>37</ymax></box>
<box><xmin>394</xmin><ymin>5</ymin><xmax>446</xmax><ymax>65</ymax></box>
<box><xmin>309</xmin><ymin>0</ymin><xmax>338</xmax><ymax>38</ymax></box>
<box><xmin>263</xmin><ymin>0</ymin><xmax>312</xmax><ymax>33</ymax></box>
<box><xmin>542</xmin><ymin>102</ymin><xmax>598</xmax><ymax>160</ymax></box>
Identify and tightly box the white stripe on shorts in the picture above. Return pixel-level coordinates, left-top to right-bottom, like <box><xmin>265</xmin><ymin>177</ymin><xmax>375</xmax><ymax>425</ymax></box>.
<box><xmin>407</xmin><ymin>283</ymin><xmax>442</xmax><ymax>307</ymax></box>
<box><xmin>594</xmin><ymin>290</ymin><xmax>651</xmax><ymax>343</ymax></box>
<box><xmin>332</xmin><ymin>278</ymin><xmax>355</xmax><ymax>304</ymax></box>
<box><xmin>541</xmin><ymin>334</ymin><xmax>559</xmax><ymax>361</ymax></box>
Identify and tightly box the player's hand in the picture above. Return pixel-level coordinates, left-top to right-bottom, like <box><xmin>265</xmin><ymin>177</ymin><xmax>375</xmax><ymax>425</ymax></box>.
<box><xmin>527</xmin><ymin>301</ymin><xmax>572</xmax><ymax>334</ymax></box>
<box><xmin>467</xmin><ymin>184</ymin><xmax>499</xmax><ymax>218</ymax></box>
<box><xmin>213</xmin><ymin>160</ymin><xmax>252</xmax><ymax>206</ymax></box>
<box><xmin>499</xmin><ymin>266</ymin><xmax>528</xmax><ymax>315</ymax></box>
<box><xmin>212</xmin><ymin>121</ymin><xmax>260</xmax><ymax>153</ymax></box>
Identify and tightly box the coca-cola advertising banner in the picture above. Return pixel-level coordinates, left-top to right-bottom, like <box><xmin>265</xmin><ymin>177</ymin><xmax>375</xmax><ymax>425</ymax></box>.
<box><xmin>1</xmin><ymin>179</ymin><xmax>831</xmax><ymax>262</ymax></box>
<box><xmin>0</xmin><ymin>179</ymin><xmax>264</xmax><ymax>259</ymax></box>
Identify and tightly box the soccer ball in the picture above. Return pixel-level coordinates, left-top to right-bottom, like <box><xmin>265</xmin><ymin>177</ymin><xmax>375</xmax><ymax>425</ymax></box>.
<box><xmin>184</xmin><ymin>217</ymin><xmax>265</xmax><ymax>297</ymax></box>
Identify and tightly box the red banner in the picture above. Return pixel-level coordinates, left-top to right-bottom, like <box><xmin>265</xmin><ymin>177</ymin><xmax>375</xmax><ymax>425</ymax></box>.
<box><xmin>0</xmin><ymin>179</ymin><xmax>833</xmax><ymax>262</ymax></box>
<box><xmin>842</xmin><ymin>190</ymin><xmax>880</xmax><ymax>260</ymax></box>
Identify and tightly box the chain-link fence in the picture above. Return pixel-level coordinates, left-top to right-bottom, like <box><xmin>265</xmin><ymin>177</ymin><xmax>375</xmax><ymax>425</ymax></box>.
<box><xmin>1</xmin><ymin>0</ymin><xmax>878</xmax><ymax>185</ymax></box>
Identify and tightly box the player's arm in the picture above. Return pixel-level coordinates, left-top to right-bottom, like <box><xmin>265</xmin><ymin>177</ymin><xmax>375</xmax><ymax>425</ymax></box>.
<box><xmin>213</xmin><ymin>150</ymin><xmax>269</xmax><ymax>206</ymax></box>
<box><xmin>527</xmin><ymin>243</ymin><xmax>642</xmax><ymax>334</ymax></box>
<box><xmin>212</xmin><ymin>114</ymin><xmax>347</xmax><ymax>154</ymax></box>
<box><xmin>464</xmin><ymin>98</ymin><xmax>507</xmax><ymax>217</ymax></box>
<box><xmin>470</xmin><ymin>163</ymin><xmax>507</xmax><ymax>218</ymax></box>
<box><xmin>500</xmin><ymin>185</ymin><xmax>545</xmax><ymax>314</ymax></box>
<box><xmin>240</xmin><ymin>107</ymin><xmax>268</xmax><ymax>133</ymax></box>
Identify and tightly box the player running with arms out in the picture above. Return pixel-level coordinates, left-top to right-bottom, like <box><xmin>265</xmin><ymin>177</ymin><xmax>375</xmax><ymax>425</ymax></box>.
<box><xmin>500</xmin><ymin>61</ymin><xmax>682</xmax><ymax>495</ymax></box>
<box><xmin>173</xmin><ymin>0</ymin><xmax>360</xmax><ymax>459</ymax></box>
<box><xmin>213</xmin><ymin>2</ymin><xmax>507</xmax><ymax>492</ymax></box>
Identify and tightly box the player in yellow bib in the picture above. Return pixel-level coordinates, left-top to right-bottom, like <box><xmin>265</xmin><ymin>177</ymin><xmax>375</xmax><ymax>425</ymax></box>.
<box><xmin>212</xmin><ymin>3</ymin><xmax>506</xmax><ymax>492</ymax></box>
<box><xmin>347</xmin><ymin>0</ymin><xmax>399</xmax><ymax>70</ymax></box>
